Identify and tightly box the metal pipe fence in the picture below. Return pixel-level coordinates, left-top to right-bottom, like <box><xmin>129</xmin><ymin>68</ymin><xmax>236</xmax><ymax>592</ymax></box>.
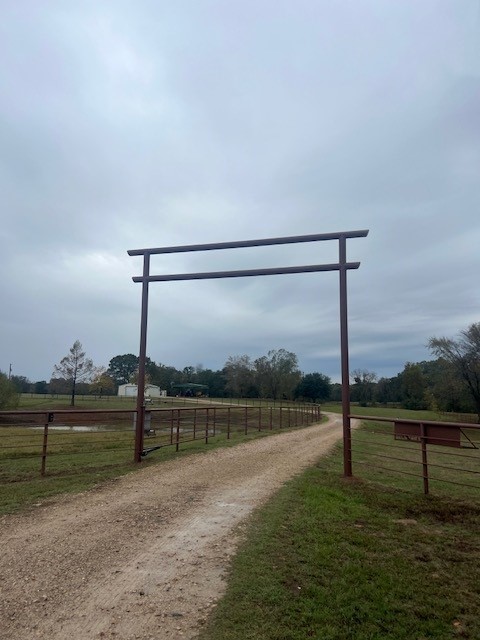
<box><xmin>0</xmin><ymin>404</ymin><xmax>321</xmax><ymax>480</ymax></box>
<box><xmin>349</xmin><ymin>414</ymin><xmax>480</xmax><ymax>497</ymax></box>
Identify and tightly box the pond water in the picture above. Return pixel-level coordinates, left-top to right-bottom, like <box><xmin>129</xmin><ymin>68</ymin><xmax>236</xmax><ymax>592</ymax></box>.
<box><xmin>30</xmin><ymin>425</ymin><xmax>131</xmax><ymax>432</ymax></box>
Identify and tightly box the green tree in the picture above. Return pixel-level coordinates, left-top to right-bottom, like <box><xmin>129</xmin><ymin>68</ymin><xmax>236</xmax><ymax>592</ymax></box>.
<box><xmin>34</xmin><ymin>380</ymin><xmax>48</xmax><ymax>394</ymax></box>
<box><xmin>254</xmin><ymin>349</ymin><xmax>301</xmax><ymax>400</ymax></box>
<box><xmin>401</xmin><ymin>362</ymin><xmax>428</xmax><ymax>410</ymax></box>
<box><xmin>181</xmin><ymin>366</ymin><xmax>196</xmax><ymax>382</ymax></box>
<box><xmin>0</xmin><ymin>372</ymin><xmax>19</xmax><ymax>409</ymax></box>
<box><xmin>295</xmin><ymin>372</ymin><xmax>331</xmax><ymax>402</ymax></box>
<box><xmin>428</xmin><ymin>322</ymin><xmax>480</xmax><ymax>421</ymax></box>
<box><xmin>147</xmin><ymin>362</ymin><xmax>181</xmax><ymax>392</ymax></box>
<box><xmin>194</xmin><ymin>366</ymin><xmax>226</xmax><ymax>397</ymax></box>
<box><xmin>418</xmin><ymin>359</ymin><xmax>468</xmax><ymax>413</ymax></box>
<box><xmin>52</xmin><ymin>340</ymin><xmax>94</xmax><ymax>406</ymax></box>
<box><xmin>90</xmin><ymin>368</ymin><xmax>116</xmax><ymax>396</ymax></box>
<box><xmin>351</xmin><ymin>369</ymin><xmax>377</xmax><ymax>406</ymax></box>
<box><xmin>108</xmin><ymin>354</ymin><xmax>139</xmax><ymax>386</ymax></box>
<box><xmin>223</xmin><ymin>355</ymin><xmax>255</xmax><ymax>398</ymax></box>
<box><xmin>375</xmin><ymin>376</ymin><xmax>401</xmax><ymax>405</ymax></box>
<box><xmin>10</xmin><ymin>375</ymin><xmax>31</xmax><ymax>393</ymax></box>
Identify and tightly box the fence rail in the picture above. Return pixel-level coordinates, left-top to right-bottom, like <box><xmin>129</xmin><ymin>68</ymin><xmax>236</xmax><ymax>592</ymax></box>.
<box><xmin>350</xmin><ymin>414</ymin><xmax>480</xmax><ymax>496</ymax></box>
<box><xmin>0</xmin><ymin>404</ymin><xmax>321</xmax><ymax>479</ymax></box>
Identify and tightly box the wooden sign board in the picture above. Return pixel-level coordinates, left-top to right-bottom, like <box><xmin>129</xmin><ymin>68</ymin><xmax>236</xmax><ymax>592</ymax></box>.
<box><xmin>394</xmin><ymin>421</ymin><xmax>461</xmax><ymax>448</ymax></box>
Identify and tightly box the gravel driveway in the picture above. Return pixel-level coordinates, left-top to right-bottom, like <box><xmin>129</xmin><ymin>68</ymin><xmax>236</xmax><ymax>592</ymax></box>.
<box><xmin>0</xmin><ymin>413</ymin><xmax>346</xmax><ymax>639</ymax></box>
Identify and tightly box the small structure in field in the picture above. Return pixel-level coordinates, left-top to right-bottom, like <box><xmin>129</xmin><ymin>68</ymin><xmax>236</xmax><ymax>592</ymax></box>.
<box><xmin>171</xmin><ymin>383</ymin><xmax>209</xmax><ymax>397</ymax></box>
<box><xmin>118</xmin><ymin>383</ymin><xmax>166</xmax><ymax>398</ymax></box>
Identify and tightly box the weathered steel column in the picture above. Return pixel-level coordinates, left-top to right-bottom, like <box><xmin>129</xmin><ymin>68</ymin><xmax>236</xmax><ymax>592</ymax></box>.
<box><xmin>134</xmin><ymin>252</ymin><xmax>150</xmax><ymax>462</ymax></box>
<box><xmin>420</xmin><ymin>423</ymin><xmax>429</xmax><ymax>495</ymax></box>
<box><xmin>339</xmin><ymin>235</ymin><xmax>353</xmax><ymax>477</ymax></box>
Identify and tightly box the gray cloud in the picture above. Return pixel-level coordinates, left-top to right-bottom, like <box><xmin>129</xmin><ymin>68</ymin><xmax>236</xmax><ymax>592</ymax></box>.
<box><xmin>1</xmin><ymin>0</ymin><xmax>479</xmax><ymax>383</ymax></box>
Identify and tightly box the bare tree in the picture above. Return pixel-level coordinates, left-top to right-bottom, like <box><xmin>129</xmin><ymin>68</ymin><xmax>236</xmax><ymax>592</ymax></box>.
<box><xmin>52</xmin><ymin>340</ymin><xmax>94</xmax><ymax>406</ymax></box>
<box><xmin>428</xmin><ymin>322</ymin><xmax>480</xmax><ymax>422</ymax></box>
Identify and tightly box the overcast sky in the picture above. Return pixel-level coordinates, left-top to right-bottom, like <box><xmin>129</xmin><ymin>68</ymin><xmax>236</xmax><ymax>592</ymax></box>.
<box><xmin>1</xmin><ymin>0</ymin><xmax>479</xmax><ymax>384</ymax></box>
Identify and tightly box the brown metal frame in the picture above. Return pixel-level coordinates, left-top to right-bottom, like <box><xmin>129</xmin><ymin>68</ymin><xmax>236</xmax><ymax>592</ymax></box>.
<box><xmin>128</xmin><ymin>230</ymin><xmax>368</xmax><ymax>467</ymax></box>
<box><xmin>349</xmin><ymin>414</ymin><xmax>480</xmax><ymax>494</ymax></box>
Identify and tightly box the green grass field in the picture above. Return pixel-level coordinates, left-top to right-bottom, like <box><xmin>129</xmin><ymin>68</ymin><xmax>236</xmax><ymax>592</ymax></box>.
<box><xmin>199</xmin><ymin>431</ymin><xmax>480</xmax><ymax>640</ymax></box>
<box><xmin>322</xmin><ymin>403</ymin><xmax>454</xmax><ymax>422</ymax></box>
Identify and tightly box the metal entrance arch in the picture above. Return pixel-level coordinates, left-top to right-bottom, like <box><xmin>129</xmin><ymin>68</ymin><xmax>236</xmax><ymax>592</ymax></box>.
<box><xmin>128</xmin><ymin>230</ymin><xmax>369</xmax><ymax>472</ymax></box>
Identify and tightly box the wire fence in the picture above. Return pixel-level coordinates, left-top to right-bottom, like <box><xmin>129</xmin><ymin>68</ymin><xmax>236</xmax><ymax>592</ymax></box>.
<box><xmin>0</xmin><ymin>404</ymin><xmax>321</xmax><ymax>480</ymax></box>
<box><xmin>350</xmin><ymin>414</ymin><xmax>480</xmax><ymax>497</ymax></box>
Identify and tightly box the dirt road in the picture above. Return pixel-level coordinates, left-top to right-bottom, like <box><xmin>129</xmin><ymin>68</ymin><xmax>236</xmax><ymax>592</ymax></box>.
<box><xmin>0</xmin><ymin>414</ymin><xmax>346</xmax><ymax>639</ymax></box>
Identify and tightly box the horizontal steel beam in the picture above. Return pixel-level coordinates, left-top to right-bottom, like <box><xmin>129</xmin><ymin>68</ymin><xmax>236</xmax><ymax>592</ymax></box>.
<box><xmin>132</xmin><ymin>262</ymin><xmax>361</xmax><ymax>283</ymax></box>
<box><xmin>128</xmin><ymin>230</ymin><xmax>369</xmax><ymax>256</ymax></box>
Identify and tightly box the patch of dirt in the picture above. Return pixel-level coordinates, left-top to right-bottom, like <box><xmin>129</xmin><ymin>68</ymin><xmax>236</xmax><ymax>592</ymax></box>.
<box><xmin>0</xmin><ymin>414</ymin><xmax>349</xmax><ymax>639</ymax></box>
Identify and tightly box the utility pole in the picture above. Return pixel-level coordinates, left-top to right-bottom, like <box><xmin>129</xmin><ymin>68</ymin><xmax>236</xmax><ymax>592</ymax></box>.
<box><xmin>8</xmin><ymin>364</ymin><xmax>12</xmax><ymax>380</ymax></box>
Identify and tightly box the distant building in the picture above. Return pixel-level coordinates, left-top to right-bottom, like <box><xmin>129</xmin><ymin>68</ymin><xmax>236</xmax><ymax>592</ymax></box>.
<box><xmin>117</xmin><ymin>383</ymin><xmax>166</xmax><ymax>398</ymax></box>
<box><xmin>171</xmin><ymin>382</ymin><xmax>209</xmax><ymax>397</ymax></box>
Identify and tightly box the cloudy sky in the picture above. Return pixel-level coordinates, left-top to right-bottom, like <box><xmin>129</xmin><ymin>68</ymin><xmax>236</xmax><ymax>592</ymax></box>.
<box><xmin>1</xmin><ymin>0</ymin><xmax>479</xmax><ymax>384</ymax></box>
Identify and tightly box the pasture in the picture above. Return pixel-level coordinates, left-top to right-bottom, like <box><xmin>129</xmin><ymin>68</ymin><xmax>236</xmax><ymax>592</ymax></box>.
<box><xmin>200</xmin><ymin>427</ymin><xmax>480</xmax><ymax>640</ymax></box>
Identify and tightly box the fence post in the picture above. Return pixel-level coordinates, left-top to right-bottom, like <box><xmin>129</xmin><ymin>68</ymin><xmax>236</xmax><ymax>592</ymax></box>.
<box><xmin>227</xmin><ymin>407</ymin><xmax>231</xmax><ymax>439</ymax></box>
<box><xmin>244</xmin><ymin>406</ymin><xmax>248</xmax><ymax>435</ymax></box>
<box><xmin>420</xmin><ymin>423</ymin><xmax>429</xmax><ymax>495</ymax></box>
<box><xmin>213</xmin><ymin>407</ymin><xmax>217</xmax><ymax>437</ymax></box>
<box><xmin>258</xmin><ymin>407</ymin><xmax>262</xmax><ymax>431</ymax></box>
<box><xmin>205</xmin><ymin>408</ymin><xmax>209</xmax><ymax>444</ymax></box>
<box><xmin>176</xmin><ymin>411</ymin><xmax>180</xmax><ymax>452</ymax></box>
<box><xmin>193</xmin><ymin>408</ymin><xmax>197</xmax><ymax>440</ymax></box>
<box><xmin>41</xmin><ymin>412</ymin><xmax>53</xmax><ymax>476</ymax></box>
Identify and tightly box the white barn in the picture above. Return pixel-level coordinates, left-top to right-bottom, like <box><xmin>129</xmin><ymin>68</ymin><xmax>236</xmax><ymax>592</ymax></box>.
<box><xmin>117</xmin><ymin>383</ymin><xmax>166</xmax><ymax>398</ymax></box>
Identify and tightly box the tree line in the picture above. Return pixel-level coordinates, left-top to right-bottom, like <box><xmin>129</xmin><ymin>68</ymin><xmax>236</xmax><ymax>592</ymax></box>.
<box><xmin>1</xmin><ymin>345</ymin><xmax>331</xmax><ymax>408</ymax></box>
<box><xmin>336</xmin><ymin>323</ymin><xmax>480</xmax><ymax>421</ymax></box>
<box><xmin>1</xmin><ymin>322</ymin><xmax>479</xmax><ymax>420</ymax></box>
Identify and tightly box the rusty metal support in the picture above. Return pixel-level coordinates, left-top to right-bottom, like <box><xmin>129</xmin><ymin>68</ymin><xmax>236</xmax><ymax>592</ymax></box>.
<box><xmin>175</xmin><ymin>411</ymin><xmax>180</xmax><ymax>452</ymax></box>
<box><xmin>134</xmin><ymin>253</ymin><xmax>150</xmax><ymax>462</ymax></box>
<box><xmin>133</xmin><ymin>262</ymin><xmax>360</xmax><ymax>283</ymax></box>
<box><xmin>41</xmin><ymin>417</ymin><xmax>49</xmax><ymax>476</ymax></box>
<box><xmin>205</xmin><ymin>408</ymin><xmax>210</xmax><ymax>444</ymax></box>
<box><xmin>339</xmin><ymin>235</ymin><xmax>353</xmax><ymax>477</ymax></box>
<box><xmin>127</xmin><ymin>230</ymin><xmax>369</xmax><ymax>256</ymax></box>
<box><xmin>420</xmin><ymin>423</ymin><xmax>429</xmax><ymax>494</ymax></box>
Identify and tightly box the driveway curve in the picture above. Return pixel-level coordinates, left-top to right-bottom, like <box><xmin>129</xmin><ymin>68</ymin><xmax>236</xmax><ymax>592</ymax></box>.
<box><xmin>0</xmin><ymin>413</ymin><xmax>348</xmax><ymax>639</ymax></box>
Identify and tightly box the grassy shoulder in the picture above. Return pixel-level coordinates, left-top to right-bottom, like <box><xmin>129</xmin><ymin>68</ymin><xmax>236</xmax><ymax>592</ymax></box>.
<box><xmin>199</xmin><ymin>440</ymin><xmax>480</xmax><ymax>640</ymax></box>
<box><xmin>322</xmin><ymin>403</ymin><xmax>451</xmax><ymax>422</ymax></box>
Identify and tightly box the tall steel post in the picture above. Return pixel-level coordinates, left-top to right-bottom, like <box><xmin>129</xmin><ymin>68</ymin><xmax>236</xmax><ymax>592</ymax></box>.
<box><xmin>339</xmin><ymin>235</ymin><xmax>353</xmax><ymax>477</ymax></box>
<box><xmin>134</xmin><ymin>253</ymin><xmax>150</xmax><ymax>462</ymax></box>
